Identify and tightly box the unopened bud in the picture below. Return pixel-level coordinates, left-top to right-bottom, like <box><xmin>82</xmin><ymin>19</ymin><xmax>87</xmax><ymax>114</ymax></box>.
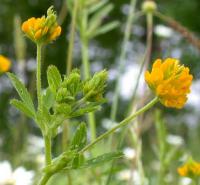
<box><xmin>142</xmin><ymin>1</ymin><xmax>157</xmax><ymax>14</ymax></box>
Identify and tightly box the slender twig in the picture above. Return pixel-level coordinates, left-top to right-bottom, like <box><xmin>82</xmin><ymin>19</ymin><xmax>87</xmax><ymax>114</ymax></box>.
<box><xmin>128</xmin><ymin>11</ymin><xmax>153</xmax><ymax>112</ymax></box>
<box><xmin>110</xmin><ymin>0</ymin><xmax>137</xmax><ymax>121</ymax></box>
<box><xmin>57</xmin><ymin>1</ymin><xmax>68</xmax><ymax>25</ymax></box>
<box><xmin>154</xmin><ymin>11</ymin><xmax>200</xmax><ymax>51</ymax></box>
<box><xmin>80</xmin><ymin>97</ymin><xmax>158</xmax><ymax>153</ymax></box>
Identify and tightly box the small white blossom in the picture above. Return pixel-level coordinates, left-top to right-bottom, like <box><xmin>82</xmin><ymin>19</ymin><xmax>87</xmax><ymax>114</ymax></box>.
<box><xmin>0</xmin><ymin>161</ymin><xmax>34</xmax><ymax>185</ymax></box>
<box><xmin>179</xmin><ymin>177</ymin><xmax>192</xmax><ymax>185</ymax></box>
<box><xmin>123</xmin><ymin>147</ymin><xmax>136</xmax><ymax>160</ymax></box>
<box><xmin>166</xmin><ymin>134</ymin><xmax>184</xmax><ymax>146</ymax></box>
<box><xmin>154</xmin><ymin>25</ymin><xmax>173</xmax><ymax>38</ymax></box>
<box><xmin>117</xmin><ymin>169</ymin><xmax>145</xmax><ymax>185</ymax></box>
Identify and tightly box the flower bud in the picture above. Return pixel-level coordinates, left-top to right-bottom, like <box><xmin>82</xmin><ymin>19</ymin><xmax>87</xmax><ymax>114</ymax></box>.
<box><xmin>83</xmin><ymin>70</ymin><xmax>108</xmax><ymax>102</ymax></box>
<box><xmin>56</xmin><ymin>88</ymin><xmax>75</xmax><ymax>103</ymax></box>
<box><xmin>54</xmin><ymin>103</ymin><xmax>71</xmax><ymax>115</ymax></box>
<box><xmin>62</xmin><ymin>69</ymin><xmax>82</xmax><ymax>96</ymax></box>
<box><xmin>142</xmin><ymin>1</ymin><xmax>157</xmax><ymax>14</ymax></box>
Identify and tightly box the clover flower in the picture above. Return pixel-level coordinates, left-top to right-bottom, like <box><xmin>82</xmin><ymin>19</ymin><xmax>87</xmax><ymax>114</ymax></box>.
<box><xmin>21</xmin><ymin>6</ymin><xmax>61</xmax><ymax>44</ymax></box>
<box><xmin>0</xmin><ymin>55</ymin><xmax>11</xmax><ymax>73</ymax></box>
<box><xmin>178</xmin><ymin>158</ymin><xmax>200</xmax><ymax>178</ymax></box>
<box><xmin>145</xmin><ymin>58</ymin><xmax>193</xmax><ymax>109</ymax></box>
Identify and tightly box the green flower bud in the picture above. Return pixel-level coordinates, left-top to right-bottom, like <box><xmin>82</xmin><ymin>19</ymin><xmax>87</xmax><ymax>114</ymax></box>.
<box><xmin>142</xmin><ymin>1</ymin><xmax>157</xmax><ymax>14</ymax></box>
<box><xmin>54</xmin><ymin>103</ymin><xmax>71</xmax><ymax>114</ymax></box>
<box><xmin>83</xmin><ymin>70</ymin><xmax>108</xmax><ymax>102</ymax></box>
<box><xmin>62</xmin><ymin>69</ymin><xmax>82</xmax><ymax>96</ymax></box>
<box><xmin>56</xmin><ymin>88</ymin><xmax>75</xmax><ymax>103</ymax></box>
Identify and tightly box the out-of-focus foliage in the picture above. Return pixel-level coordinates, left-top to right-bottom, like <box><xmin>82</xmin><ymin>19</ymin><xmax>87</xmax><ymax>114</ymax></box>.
<box><xmin>0</xmin><ymin>0</ymin><xmax>200</xmax><ymax>184</ymax></box>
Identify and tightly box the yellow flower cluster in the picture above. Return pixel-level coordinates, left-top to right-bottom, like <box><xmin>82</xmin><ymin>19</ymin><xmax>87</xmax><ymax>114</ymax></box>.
<box><xmin>0</xmin><ymin>55</ymin><xmax>11</xmax><ymax>73</ymax></box>
<box><xmin>178</xmin><ymin>159</ymin><xmax>200</xmax><ymax>177</ymax></box>
<box><xmin>145</xmin><ymin>58</ymin><xmax>193</xmax><ymax>109</ymax></box>
<box><xmin>21</xmin><ymin>6</ymin><xmax>61</xmax><ymax>44</ymax></box>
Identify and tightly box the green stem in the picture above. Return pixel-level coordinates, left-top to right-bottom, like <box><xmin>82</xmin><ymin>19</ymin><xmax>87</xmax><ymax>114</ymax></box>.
<box><xmin>81</xmin><ymin>37</ymin><xmax>90</xmax><ymax>79</ymax></box>
<box><xmin>146</xmin><ymin>12</ymin><xmax>153</xmax><ymax>66</ymax></box>
<box><xmin>80</xmin><ymin>97</ymin><xmax>158</xmax><ymax>153</ymax></box>
<box><xmin>66</xmin><ymin>0</ymin><xmax>78</xmax><ymax>75</ymax></box>
<box><xmin>155</xmin><ymin>110</ymin><xmax>167</xmax><ymax>185</ymax></box>
<box><xmin>36</xmin><ymin>44</ymin><xmax>43</xmax><ymax>110</ymax></box>
<box><xmin>81</xmin><ymin>20</ymin><xmax>96</xmax><ymax>142</ymax></box>
<box><xmin>127</xmin><ymin>12</ymin><xmax>153</xmax><ymax>114</ymax></box>
<box><xmin>44</xmin><ymin>136</ymin><xmax>52</xmax><ymax>166</ymax></box>
<box><xmin>38</xmin><ymin>173</ymin><xmax>51</xmax><ymax>185</ymax></box>
<box><xmin>110</xmin><ymin>0</ymin><xmax>137</xmax><ymax>121</ymax></box>
<box><xmin>62</xmin><ymin>0</ymin><xmax>78</xmax><ymax>169</ymax></box>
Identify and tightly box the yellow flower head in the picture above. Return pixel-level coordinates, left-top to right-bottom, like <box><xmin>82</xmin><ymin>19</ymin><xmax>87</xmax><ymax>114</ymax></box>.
<box><xmin>0</xmin><ymin>55</ymin><xmax>11</xmax><ymax>73</ymax></box>
<box><xmin>177</xmin><ymin>158</ymin><xmax>200</xmax><ymax>178</ymax></box>
<box><xmin>145</xmin><ymin>58</ymin><xmax>193</xmax><ymax>109</ymax></box>
<box><xmin>21</xmin><ymin>6</ymin><xmax>61</xmax><ymax>44</ymax></box>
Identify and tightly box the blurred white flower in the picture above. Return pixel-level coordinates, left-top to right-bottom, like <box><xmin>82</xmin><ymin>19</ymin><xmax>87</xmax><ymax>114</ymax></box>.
<box><xmin>120</xmin><ymin>63</ymin><xmax>144</xmax><ymax>99</ymax></box>
<box><xmin>123</xmin><ymin>147</ymin><xmax>136</xmax><ymax>160</ymax></box>
<box><xmin>154</xmin><ymin>25</ymin><xmax>173</xmax><ymax>38</ymax></box>
<box><xmin>27</xmin><ymin>134</ymin><xmax>44</xmax><ymax>154</ymax></box>
<box><xmin>102</xmin><ymin>119</ymin><xmax>119</xmax><ymax>131</ymax></box>
<box><xmin>26</xmin><ymin>58</ymin><xmax>36</xmax><ymax>72</ymax></box>
<box><xmin>166</xmin><ymin>134</ymin><xmax>184</xmax><ymax>146</ymax></box>
<box><xmin>35</xmin><ymin>154</ymin><xmax>45</xmax><ymax>168</ymax></box>
<box><xmin>0</xmin><ymin>161</ymin><xmax>34</xmax><ymax>185</ymax></box>
<box><xmin>117</xmin><ymin>169</ymin><xmax>144</xmax><ymax>185</ymax></box>
<box><xmin>179</xmin><ymin>177</ymin><xmax>192</xmax><ymax>185</ymax></box>
<box><xmin>187</xmin><ymin>80</ymin><xmax>200</xmax><ymax>109</ymax></box>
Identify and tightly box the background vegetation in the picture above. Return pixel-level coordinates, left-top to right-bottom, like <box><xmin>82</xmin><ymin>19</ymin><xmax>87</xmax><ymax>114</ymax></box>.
<box><xmin>0</xmin><ymin>0</ymin><xmax>200</xmax><ymax>184</ymax></box>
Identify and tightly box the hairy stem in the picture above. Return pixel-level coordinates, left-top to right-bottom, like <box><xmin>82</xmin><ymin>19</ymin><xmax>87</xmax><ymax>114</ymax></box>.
<box><xmin>38</xmin><ymin>173</ymin><xmax>51</xmax><ymax>185</ymax></box>
<box><xmin>80</xmin><ymin>97</ymin><xmax>158</xmax><ymax>153</ymax></box>
<box><xmin>44</xmin><ymin>135</ymin><xmax>52</xmax><ymax>166</ymax></box>
<box><xmin>36</xmin><ymin>44</ymin><xmax>43</xmax><ymax>110</ymax></box>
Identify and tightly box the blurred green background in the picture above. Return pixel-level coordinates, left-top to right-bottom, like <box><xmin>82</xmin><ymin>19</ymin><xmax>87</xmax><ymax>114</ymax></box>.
<box><xmin>0</xmin><ymin>0</ymin><xmax>200</xmax><ymax>184</ymax></box>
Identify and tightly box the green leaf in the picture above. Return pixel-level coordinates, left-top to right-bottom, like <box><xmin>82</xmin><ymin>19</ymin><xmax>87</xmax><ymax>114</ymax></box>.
<box><xmin>47</xmin><ymin>65</ymin><xmax>62</xmax><ymax>94</ymax></box>
<box><xmin>7</xmin><ymin>73</ymin><xmax>35</xmax><ymax>114</ymax></box>
<box><xmin>88</xmin><ymin>0</ymin><xmax>108</xmax><ymax>14</ymax></box>
<box><xmin>87</xmin><ymin>4</ymin><xmax>114</xmax><ymax>36</ymax></box>
<box><xmin>70</xmin><ymin>122</ymin><xmax>87</xmax><ymax>151</ymax></box>
<box><xmin>36</xmin><ymin>105</ymin><xmax>51</xmax><ymax>133</ymax></box>
<box><xmin>72</xmin><ymin>154</ymin><xmax>85</xmax><ymax>169</ymax></box>
<box><xmin>54</xmin><ymin>103</ymin><xmax>71</xmax><ymax>115</ymax></box>
<box><xmin>10</xmin><ymin>99</ymin><xmax>35</xmax><ymax>119</ymax></box>
<box><xmin>81</xmin><ymin>151</ymin><xmax>123</xmax><ymax>168</ymax></box>
<box><xmin>70</xmin><ymin>105</ymin><xmax>100</xmax><ymax>118</ymax></box>
<box><xmin>43</xmin><ymin>88</ymin><xmax>55</xmax><ymax>110</ymax></box>
<box><xmin>91</xmin><ymin>21</ymin><xmax>119</xmax><ymax>38</ymax></box>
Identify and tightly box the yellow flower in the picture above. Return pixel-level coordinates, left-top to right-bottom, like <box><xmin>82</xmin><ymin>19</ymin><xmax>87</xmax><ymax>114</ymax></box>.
<box><xmin>145</xmin><ymin>58</ymin><xmax>193</xmax><ymax>109</ymax></box>
<box><xmin>21</xmin><ymin>6</ymin><xmax>61</xmax><ymax>44</ymax></box>
<box><xmin>0</xmin><ymin>55</ymin><xmax>11</xmax><ymax>73</ymax></box>
<box><xmin>178</xmin><ymin>158</ymin><xmax>200</xmax><ymax>178</ymax></box>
